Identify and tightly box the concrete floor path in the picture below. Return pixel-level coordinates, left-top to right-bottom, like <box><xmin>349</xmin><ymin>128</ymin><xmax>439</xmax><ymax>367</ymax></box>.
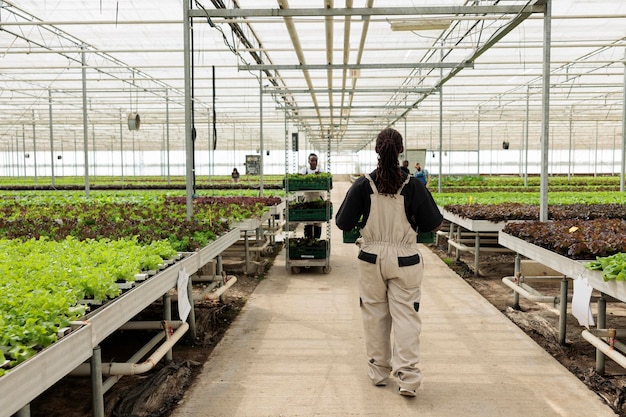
<box><xmin>170</xmin><ymin>180</ymin><xmax>616</xmax><ymax>417</ymax></box>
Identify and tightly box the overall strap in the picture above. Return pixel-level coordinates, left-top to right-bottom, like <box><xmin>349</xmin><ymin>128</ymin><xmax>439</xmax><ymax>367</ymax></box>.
<box><xmin>364</xmin><ymin>173</ymin><xmax>379</xmax><ymax>194</ymax></box>
<box><xmin>397</xmin><ymin>174</ymin><xmax>411</xmax><ymax>195</ymax></box>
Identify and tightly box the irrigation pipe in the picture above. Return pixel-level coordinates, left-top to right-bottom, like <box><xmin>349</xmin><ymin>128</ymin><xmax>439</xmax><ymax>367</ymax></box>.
<box><xmin>582</xmin><ymin>329</ymin><xmax>626</xmax><ymax>369</ymax></box>
<box><xmin>204</xmin><ymin>276</ymin><xmax>237</xmax><ymax>300</ymax></box>
<box><xmin>71</xmin><ymin>321</ymin><xmax>189</xmax><ymax>377</ymax></box>
<box><xmin>502</xmin><ymin>276</ymin><xmax>569</xmax><ymax>304</ymax></box>
<box><xmin>169</xmin><ymin>273</ymin><xmax>238</xmax><ymax>301</ymax></box>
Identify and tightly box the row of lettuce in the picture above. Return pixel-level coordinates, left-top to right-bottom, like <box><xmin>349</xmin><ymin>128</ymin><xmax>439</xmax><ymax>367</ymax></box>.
<box><xmin>2</xmin><ymin>174</ymin><xmax>625</xmax><ymax>374</ymax></box>
<box><xmin>0</xmin><ymin>192</ymin><xmax>282</xmax><ymax>376</ymax></box>
<box><xmin>439</xmin><ymin>196</ymin><xmax>626</xmax><ymax>283</ymax></box>
<box><xmin>0</xmin><ymin>174</ymin><xmax>621</xmax><ymax>190</ymax></box>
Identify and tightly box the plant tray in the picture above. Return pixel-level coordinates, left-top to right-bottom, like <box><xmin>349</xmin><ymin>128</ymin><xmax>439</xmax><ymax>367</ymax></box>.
<box><xmin>342</xmin><ymin>227</ymin><xmax>360</xmax><ymax>243</ymax></box>
<box><xmin>289</xmin><ymin>241</ymin><xmax>329</xmax><ymax>259</ymax></box>
<box><xmin>417</xmin><ymin>231</ymin><xmax>435</xmax><ymax>244</ymax></box>
<box><xmin>288</xmin><ymin>205</ymin><xmax>333</xmax><ymax>221</ymax></box>
<box><xmin>283</xmin><ymin>177</ymin><xmax>333</xmax><ymax>191</ymax></box>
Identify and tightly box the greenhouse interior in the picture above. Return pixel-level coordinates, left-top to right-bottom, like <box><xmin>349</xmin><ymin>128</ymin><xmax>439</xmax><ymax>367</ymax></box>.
<box><xmin>4</xmin><ymin>1</ymin><xmax>626</xmax><ymax>417</ymax></box>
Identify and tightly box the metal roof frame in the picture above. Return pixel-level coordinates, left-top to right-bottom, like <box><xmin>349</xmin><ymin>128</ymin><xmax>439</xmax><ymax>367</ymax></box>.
<box><xmin>0</xmin><ymin>0</ymin><xmax>624</xmax><ymax>165</ymax></box>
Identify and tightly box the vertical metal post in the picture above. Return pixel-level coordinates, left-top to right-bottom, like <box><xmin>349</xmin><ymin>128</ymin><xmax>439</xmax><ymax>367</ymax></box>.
<box><xmin>513</xmin><ymin>254</ymin><xmax>521</xmax><ymax>310</ymax></box>
<box><xmin>91</xmin><ymin>346</ymin><xmax>104</xmax><ymax>417</ymax></box>
<box><xmin>403</xmin><ymin>114</ymin><xmax>407</xmax><ymax>158</ymax></box>
<box><xmin>183</xmin><ymin>0</ymin><xmax>194</xmax><ymax>220</ymax></box>
<box><xmin>32</xmin><ymin>110</ymin><xmax>38</xmax><ymax>182</ymax></box>
<box><xmin>244</xmin><ymin>231</ymin><xmax>250</xmax><ymax>275</ymax></box>
<box><xmin>438</xmin><ymin>42</ymin><xmax>443</xmax><ymax>193</ymax></box>
<box><xmin>48</xmin><ymin>89</ymin><xmax>55</xmax><ymax>186</ymax></box>
<box><xmin>10</xmin><ymin>138</ymin><xmax>14</xmax><ymax>177</ymax></box>
<box><xmin>233</xmin><ymin>121</ymin><xmax>237</xmax><ymax>171</ymax></box>
<box><xmin>166</xmin><ymin>89</ymin><xmax>171</xmax><ymax>184</ymax></box>
<box><xmin>163</xmin><ymin>293</ymin><xmax>173</xmax><ymax>362</ymax></box>
<box><xmin>621</xmin><ymin>54</ymin><xmax>626</xmax><ymax>192</ymax></box>
<box><xmin>120</xmin><ymin>110</ymin><xmax>124</xmax><ymax>181</ymax></box>
<box><xmin>74</xmin><ymin>131</ymin><xmax>78</xmax><ymax>177</ymax></box>
<box><xmin>447</xmin><ymin>223</ymin><xmax>455</xmax><ymax>254</ymax></box>
<box><xmin>477</xmin><ymin>106</ymin><xmax>480</xmax><ymax>175</ymax></box>
<box><xmin>539</xmin><ymin>0</ymin><xmax>551</xmax><ymax>222</ymax></box>
<box><xmin>217</xmin><ymin>254</ymin><xmax>227</xmax><ymax>303</ymax></box>
<box><xmin>132</xmin><ymin>131</ymin><xmax>136</xmax><ymax>177</ymax></box>
<box><xmin>596</xmin><ymin>294</ymin><xmax>607</xmax><ymax>375</ymax></box>
<box><xmin>489</xmin><ymin>128</ymin><xmax>493</xmax><ymax>176</ymax></box>
<box><xmin>207</xmin><ymin>108</ymin><xmax>211</xmax><ymax>180</ymax></box>
<box><xmin>22</xmin><ymin>126</ymin><xmax>26</xmax><ymax>177</ymax></box>
<box><xmin>110</xmin><ymin>135</ymin><xmax>114</xmax><ymax>175</ymax></box>
<box><xmin>448</xmin><ymin>120</ymin><xmax>452</xmax><ymax>174</ymax></box>
<box><xmin>92</xmin><ymin>123</ymin><xmax>97</xmax><ymax>179</ymax></box>
<box><xmin>594</xmin><ymin>120</ymin><xmax>599</xmax><ymax>177</ymax></box>
<box><xmin>568</xmin><ymin>108</ymin><xmax>572</xmax><ymax>180</ymax></box>
<box><xmin>216</xmin><ymin>255</ymin><xmax>223</xmax><ymax>275</ymax></box>
<box><xmin>524</xmin><ymin>87</ymin><xmax>529</xmax><ymax>186</ymax></box>
<box><xmin>60</xmin><ymin>133</ymin><xmax>64</xmax><ymax>176</ymax></box>
<box><xmin>259</xmin><ymin>70</ymin><xmax>264</xmax><ymax>196</ymax></box>
<box><xmin>558</xmin><ymin>277</ymin><xmax>568</xmax><ymax>346</ymax></box>
<box><xmin>473</xmin><ymin>233</ymin><xmax>480</xmax><ymax>277</ymax></box>
<box><xmin>81</xmin><ymin>46</ymin><xmax>91</xmax><ymax>197</ymax></box>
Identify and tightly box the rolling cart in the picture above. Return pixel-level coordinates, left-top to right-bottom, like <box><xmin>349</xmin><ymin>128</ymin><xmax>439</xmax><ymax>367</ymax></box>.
<box><xmin>283</xmin><ymin>173</ymin><xmax>332</xmax><ymax>274</ymax></box>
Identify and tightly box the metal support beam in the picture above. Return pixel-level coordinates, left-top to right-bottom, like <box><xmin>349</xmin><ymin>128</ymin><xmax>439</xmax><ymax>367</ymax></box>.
<box><xmin>240</xmin><ymin>62</ymin><xmax>473</xmax><ymax>71</ymax></box>
<box><xmin>189</xmin><ymin>5</ymin><xmax>545</xmax><ymax>19</ymax></box>
<box><xmin>265</xmin><ymin>87</ymin><xmax>435</xmax><ymax>94</ymax></box>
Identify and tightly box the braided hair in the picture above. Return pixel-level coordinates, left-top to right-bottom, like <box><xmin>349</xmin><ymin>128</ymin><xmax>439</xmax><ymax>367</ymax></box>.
<box><xmin>374</xmin><ymin>127</ymin><xmax>404</xmax><ymax>195</ymax></box>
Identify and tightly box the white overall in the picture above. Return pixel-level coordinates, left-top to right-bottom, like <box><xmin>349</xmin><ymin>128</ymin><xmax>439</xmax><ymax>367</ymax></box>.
<box><xmin>356</xmin><ymin>174</ymin><xmax>424</xmax><ymax>390</ymax></box>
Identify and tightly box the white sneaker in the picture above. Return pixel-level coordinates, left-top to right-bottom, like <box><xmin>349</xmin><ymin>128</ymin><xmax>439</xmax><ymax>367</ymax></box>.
<box><xmin>399</xmin><ymin>387</ymin><xmax>416</xmax><ymax>397</ymax></box>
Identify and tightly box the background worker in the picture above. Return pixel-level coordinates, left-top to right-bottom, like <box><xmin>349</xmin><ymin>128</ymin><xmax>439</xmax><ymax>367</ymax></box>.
<box><xmin>335</xmin><ymin>128</ymin><xmax>442</xmax><ymax>397</ymax></box>
<box><xmin>231</xmin><ymin>167</ymin><xmax>240</xmax><ymax>183</ymax></box>
<box><xmin>299</xmin><ymin>153</ymin><xmax>323</xmax><ymax>239</ymax></box>
<box><xmin>414</xmin><ymin>162</ymin><xmax>430</xmax><ymax>188</ymax></box>
<box><xmin>400</xmin><ymin>160</ymin><xmax>410</xmax><ymax>174</ymax></box>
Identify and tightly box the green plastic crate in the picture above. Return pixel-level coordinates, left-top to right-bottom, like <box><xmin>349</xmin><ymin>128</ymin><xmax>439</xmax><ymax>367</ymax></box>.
<box><xmin>283</xmin><ymin>177</ymin><xmax>333</xmax><ymax>191</ymax></box>
<box><xmin>342</xmin><ymin>227</ymin><xmax>360</xmax><ymax>243</ymax></box>
<box><xmin>288</xmin><ymin>204</ymin><xmax>333</xmax><ymax>221</ymax></box>
<box><xmin>288</xmin><ymin>240</ymin><xmax>329</xmax><ymax>259</ymax></box>
<box><xmin>417</xmin><ymin>231</ymin><xmax>435</xmax><ymax>244</ymax></box>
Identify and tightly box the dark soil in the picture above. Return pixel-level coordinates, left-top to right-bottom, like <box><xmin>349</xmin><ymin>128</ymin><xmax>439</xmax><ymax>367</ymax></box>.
<box><xmin>27</xmin><ymin>239</ymin><xmax>626</xmax><ymax>417</ymax></box>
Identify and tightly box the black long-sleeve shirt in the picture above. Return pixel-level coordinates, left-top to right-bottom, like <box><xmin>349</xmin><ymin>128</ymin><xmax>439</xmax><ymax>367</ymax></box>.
<box><xmin>335</xmin><ymin>171</ymin><xmax>443</xmax><ymax>233</ymax></box>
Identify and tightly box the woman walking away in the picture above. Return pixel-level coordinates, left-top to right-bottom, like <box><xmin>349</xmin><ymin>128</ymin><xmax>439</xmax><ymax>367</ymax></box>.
<box><xmin>335</xmin><ymin>127</ymin><xmax>443</xmax><ymax>397</ymax></box>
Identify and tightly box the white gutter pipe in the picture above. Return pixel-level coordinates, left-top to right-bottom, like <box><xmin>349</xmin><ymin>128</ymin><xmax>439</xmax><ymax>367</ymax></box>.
<box><xmin>71</xmin><ymin>321</ymin><xmax>189</xmax><ymax>376</ymax></box>
<box><xmin>582</xmin><ymin>329</ymin><xmax>626</xmax><ymax>369</ymax></box>
<box><xmin>169</xmin><ymin>274</ymin><xmax>237</xmax><ymax>301</ymax></box>
<box><xmin>204</xmin><ymin>276</ymin><xmax>238</xmax><ymax>300</ymax></box>
<box><xmin>502</xmin><ymin>275</ymin><xmax>571</xmax><ymax>304</ymax></box>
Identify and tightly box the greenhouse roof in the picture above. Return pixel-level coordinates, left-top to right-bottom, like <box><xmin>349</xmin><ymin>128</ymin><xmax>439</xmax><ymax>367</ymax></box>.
<box><xmin>1</xmin><ymin>1</ymin><xmax>625</xmax><ymax>154</ymax></box>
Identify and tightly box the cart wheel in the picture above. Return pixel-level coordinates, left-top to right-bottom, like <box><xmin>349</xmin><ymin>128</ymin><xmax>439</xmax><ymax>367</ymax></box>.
<box><xmin>322</xmin><ymin>265</ymin><xmax>332</xmax><ymax>274</ymax></box>
<box><xmin>291</xmin><ymin>266</ymin><xmax>301</xmax><ymax>274</ymax></box>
